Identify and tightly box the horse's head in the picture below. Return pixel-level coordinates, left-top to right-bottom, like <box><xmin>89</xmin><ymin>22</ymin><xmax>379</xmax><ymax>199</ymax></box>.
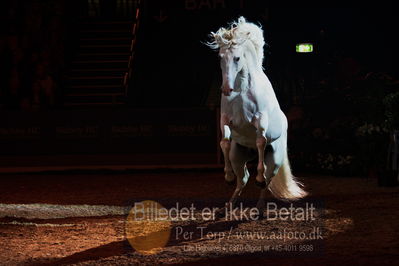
<box><xmin>207</xmin><ymin>17</ymin><xmax>265</xmax><ymax>97</ymax></box>
<box><xmin>218</xmin><ymin>44</ymin><xmax>246</xmax><ymax>96</ymax></box>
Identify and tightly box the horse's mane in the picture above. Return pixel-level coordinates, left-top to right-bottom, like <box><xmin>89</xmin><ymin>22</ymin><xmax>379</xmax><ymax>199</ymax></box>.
<box><xmin>207</xmin><ymin>17</ymin><xmax>265</xmax><ymax>69</ymax></box>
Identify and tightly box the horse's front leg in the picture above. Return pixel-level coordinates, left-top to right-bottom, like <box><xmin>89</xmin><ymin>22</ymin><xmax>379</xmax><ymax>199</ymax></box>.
<box><xmin>220</xmin><ymin>113</ymin><xmax>236</xmax><ymax>185</ymax></box>
<box><xmin>253</xmin><ymin>114</ymin><xmax>269</xmax><ymax>189</ymax></box>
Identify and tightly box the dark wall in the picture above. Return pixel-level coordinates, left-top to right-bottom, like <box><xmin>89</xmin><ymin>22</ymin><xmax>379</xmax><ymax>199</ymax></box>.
<box><xmin>131</xmin><ymin>3</ymin><xmax>397</xmax><ymax>107</ymax></box>
<box><xmin>1</xmin><ymin>2</ymin><xmax>396</xmax><ymax>109</ymax></box>
<box><xmin>0</xmin><ymin>0</ymin><xmax>83</xmax><ymax>110</ymax></box>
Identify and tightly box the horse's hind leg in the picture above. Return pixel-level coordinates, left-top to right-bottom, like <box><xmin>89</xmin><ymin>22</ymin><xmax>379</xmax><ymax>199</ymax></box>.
<box><xmin>256</xmin><ymin>149</ymin><xmax>276</xmax><ymax>217</ymax></box>
<box><xmin>253</xmin><ymin>115</ymin><xmax>268</xmax><ymax>188</ymax></box>
<box><xmin>256</xmin><ymin>137</ymin><xmax>286</xmax><ymax>217</ymax></box>
<box><xmin>216</xmin><ymin>141</ymin><xmax>252</xmax><ymax>218</ymax></box>
<box><xmin>228</xmin><ymin>140</ymin><xmax>252</xmax><ymax>207</ymax></box>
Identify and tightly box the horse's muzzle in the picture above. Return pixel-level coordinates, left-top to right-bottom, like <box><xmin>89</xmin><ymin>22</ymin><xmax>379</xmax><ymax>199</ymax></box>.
<box><xmin>220</xmin><ymin>87</ymin><xmax>233</xmax><ymax>96</ymax></box>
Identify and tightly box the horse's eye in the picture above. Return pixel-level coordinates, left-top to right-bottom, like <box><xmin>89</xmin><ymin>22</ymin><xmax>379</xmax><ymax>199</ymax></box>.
<box><xmin>234</xmin><ymin>57</ymin><xmax>240</xmax><ymax>62</ymax></box>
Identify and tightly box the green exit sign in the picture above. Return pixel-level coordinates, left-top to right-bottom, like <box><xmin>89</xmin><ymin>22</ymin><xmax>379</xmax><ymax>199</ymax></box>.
<box><xmin>296</xmin><ymin>43</ymin><xmax>313</xmax><ymax>53</ymax></box>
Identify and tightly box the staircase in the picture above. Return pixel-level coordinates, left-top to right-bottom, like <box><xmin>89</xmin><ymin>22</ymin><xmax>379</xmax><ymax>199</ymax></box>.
<box><xmin>64</xmin><ymin>18</ymin><xmax>138</xmax><ymax>107</ymax></box>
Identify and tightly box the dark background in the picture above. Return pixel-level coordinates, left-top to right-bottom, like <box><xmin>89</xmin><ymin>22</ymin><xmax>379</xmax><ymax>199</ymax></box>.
<box><xmin>132</xmin><ymin>3</ymin><xmax>397</xmax><ymax>108</ymax></box>
<box><xmin>1</xmin><ymin>1</ymin><xmax>396</xmax><ymax>108</ymax></box>
<box><xmin>0</xmin><ymin>1</ymin><xmax>398</xmax><ymax>176</ymax></box>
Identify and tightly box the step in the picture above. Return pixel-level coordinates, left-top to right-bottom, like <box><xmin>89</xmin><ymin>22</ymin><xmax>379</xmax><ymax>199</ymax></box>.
<box><xmin>67</xmin><ymin>84</ymin><xmax>123</xmax><ymax>94</ymax></box>
<box><xmin>69</xmin><ymin>68</ymin><xmax>126</xmax><ymax>77</ymax></box>
<box><xmin>80</xmin><ymin>37</ymin><xmax>131</xmax><ymax>42</ymax></box>
<box><xmin>63</xmin><ymin>102</ymin><xmax>126</xmax><ymax>107</ymax></box>
<box><xmin>71</xmin><ymin>60</ymin><xmax>128</xmax><ymax>69</ymax></box>
<box><xmin>80</xmin><ymin>20</ymin><xmax>134</xmax><ymax>26</ymax></box>
<box><xmin>79</xmin><ymin>44</ymin><xmax>130</xmax><ymax>49</ymax></box>
<box><xmin>64</xmin><ymin>94</ymin><xmax>125</xmax><ymax>101</ymax></box>
<box><xmin>67</xmin><ymin>76</ymin><xmax>123</xmax><ymax>86</ymax></box>
<box><xmin>80</xmin><ymin>21</ymin><xmax>133</xmax><ymax>31</ymax></box>
<box><xmin>80</xmin><ymin>29</ymin><xmax>131</xmax><ymax>33</ymax></box>
<box><xmin>69</xmin><ymin>76</ymin><xmax>123</xmax><ymax>80</ymax></box>
<box><xmin>77</xmin><ymin>53</ymin><xmax>129</xmax><ymax>60</ymax></box>
<box><xmin>68</xmin><ymin>84</ymin><xmax>122</xmax><ymax>89</ymax></box>
<box><xmin>72</xmin><ymin>59</ymin><xmax>128</xmax><ymax>64</ymax></box>
<box><xmin>78</xmin><ymin>45</ymin><xmax>131</xmax><ymax>53</ymax></box>
<box><xmin>64</xmin><ymin>94</ymin><xmax>126</xmax><ymax>104</ymax></box>
<box><xmin>65</xmin><ymin>92</ymin><xmax>124</xmax><ymax>97</ymax></box>
<box><xmin>79</xmin><ymin>30</ymin><xmax>132</xmax><ymax>39</ymax></box>
<box><xmin>80</xmin><ymin>37</ymin><xmax>132</xmax><ymax>46</ymax></box>
<box><xmin>81</xmin><ymin>20</ymin><xmax>133</xmax><ymax>25</ymax></box>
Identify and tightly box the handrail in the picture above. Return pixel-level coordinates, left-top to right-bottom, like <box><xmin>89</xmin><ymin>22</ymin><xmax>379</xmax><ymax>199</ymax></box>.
<box><xmin>123</xmin><ymin>0</ymin><xmax>141</xmax><ymax>97</ymax></box>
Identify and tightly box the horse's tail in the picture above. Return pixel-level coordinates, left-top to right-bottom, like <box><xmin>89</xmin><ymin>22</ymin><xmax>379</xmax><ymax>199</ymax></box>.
<box><xmin>268</xmin><ymin>150</ymin><xmax>307</xmax><ymax>201</ymax></box>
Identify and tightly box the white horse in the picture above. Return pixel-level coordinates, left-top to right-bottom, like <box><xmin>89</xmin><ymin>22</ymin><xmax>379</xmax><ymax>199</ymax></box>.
<box><xmin>207</xmin><ymin>17</ymin><xmax>307</xmax><ymax>213</ymax></box>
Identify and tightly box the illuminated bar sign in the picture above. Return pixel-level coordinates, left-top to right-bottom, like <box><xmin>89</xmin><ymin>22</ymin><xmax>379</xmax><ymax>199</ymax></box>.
<box><xmin>296</xmin><ymin>43</ymin><xmax>313</xmax><ymax>53</ymax></box>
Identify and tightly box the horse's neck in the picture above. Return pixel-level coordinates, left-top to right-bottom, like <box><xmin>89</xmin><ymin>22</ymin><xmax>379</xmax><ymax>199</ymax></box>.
<box><xmin>236</xmin><ymin>52</ymin><xmax>279</xmax><ymax>110</ymax></box>
<box><xmin>235</xmin><ymin>59</ymin><xmax>264</xmax><ymax>92</ymax></box>
<box><xmin>235</xmin><ymin>65</ymin><xmax>250</xmax><ymax>92</ymax></box>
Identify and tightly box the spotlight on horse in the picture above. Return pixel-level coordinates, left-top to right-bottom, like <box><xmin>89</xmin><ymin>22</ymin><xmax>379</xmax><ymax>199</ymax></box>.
<box><xmin>206</xmin><ymin>17</ymin><xmax>307</xmax><ymax>216</ymax></box>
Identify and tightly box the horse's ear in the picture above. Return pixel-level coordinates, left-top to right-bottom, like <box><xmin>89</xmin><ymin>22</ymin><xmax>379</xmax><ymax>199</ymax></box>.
<box><xmin>208</xmin><ymin>32</ymin><xmax>215</xmax><ymax>40</ymax></box>
<box><xmin>238</xmin><ymin>16</ymin><xmax>246</xmax><ymax>24</ymax></box>
<box><xmin>209</xmin><ymin>31</ymin><xmax>219</xmax><ymax>44</ymax></box>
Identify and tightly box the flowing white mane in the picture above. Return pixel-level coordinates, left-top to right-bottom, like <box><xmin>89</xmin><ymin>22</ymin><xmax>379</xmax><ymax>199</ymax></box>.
<box><xmin>207</xmin><ymin>17</ymin><xmax>265</xmax><ymax>69</ymax></box>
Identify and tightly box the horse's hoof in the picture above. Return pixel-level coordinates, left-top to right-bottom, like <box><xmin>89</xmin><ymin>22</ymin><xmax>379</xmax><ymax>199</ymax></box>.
<box><xmin>225</xmin><ymin>179</ymin><xmax>236</xmax><ymax>186</ymax></box>
<box><xmin>255</xmin><ymin>179</ymin><xmax>266</xmax><ymax>189</ymax></box>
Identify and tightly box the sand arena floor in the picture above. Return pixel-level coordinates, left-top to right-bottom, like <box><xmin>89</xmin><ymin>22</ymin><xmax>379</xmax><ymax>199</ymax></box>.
<box><xmin>0</xmin><ymin>170</ymin><xmax>398</xmax><ymax>265</ymax></box>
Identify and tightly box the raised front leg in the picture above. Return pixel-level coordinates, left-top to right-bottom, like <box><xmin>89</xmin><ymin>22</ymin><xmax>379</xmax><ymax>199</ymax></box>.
<box><xmin>253</xmin><ymin>114</ymin><xmax>269</xmax><ymax>189</ymax></box>
<box><xmin>220</xmin><ymin>113</ymin><xmax>235</xmax><ymax>184</ymax></box>
<box><xmin>255</xmin><ymin>135</ymin><xmax>267</xmax><ymax>188</ymax></box>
